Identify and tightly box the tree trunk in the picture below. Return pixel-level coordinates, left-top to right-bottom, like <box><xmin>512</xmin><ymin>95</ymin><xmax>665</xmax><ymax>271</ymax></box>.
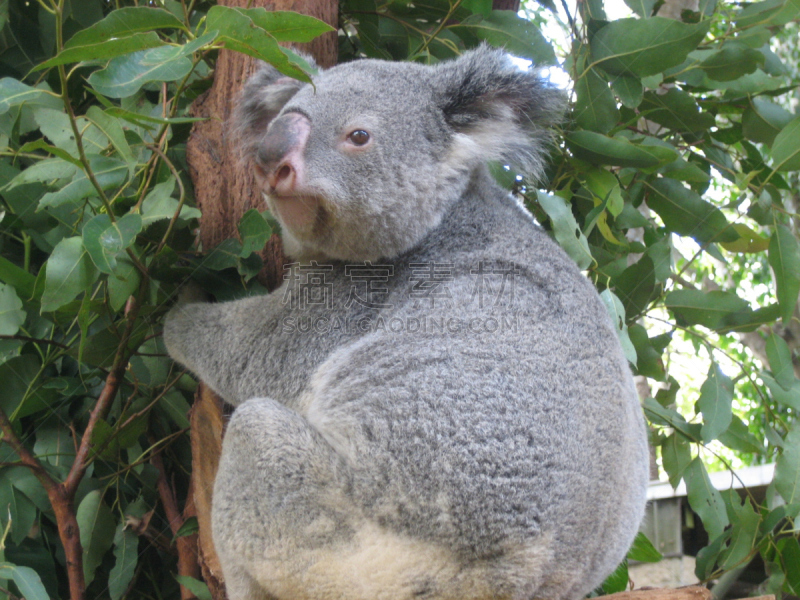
<box><xmin>184</xmin><ymin>2</ymin><xmax>338</xmax><ymax>597</ymax></box>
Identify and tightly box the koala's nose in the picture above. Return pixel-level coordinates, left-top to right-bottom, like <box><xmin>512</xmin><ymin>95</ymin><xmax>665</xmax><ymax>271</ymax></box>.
<box><xmin>256</xmin><ymin>112</ymin><xmax>310</xmax><ymax>195</ymax></box>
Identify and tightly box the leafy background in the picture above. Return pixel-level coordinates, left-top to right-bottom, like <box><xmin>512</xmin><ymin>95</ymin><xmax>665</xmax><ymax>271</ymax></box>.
<box><xmin>1</xmin><ymin>0</ymin><xmax>800</xmax><ymax>598</ymax></box>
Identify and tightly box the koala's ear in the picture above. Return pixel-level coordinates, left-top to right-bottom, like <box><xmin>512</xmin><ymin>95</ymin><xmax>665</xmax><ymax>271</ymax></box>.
<box><xmin>232</xmin><ymin>56</ymin><xmax>317</xmax><ymax>158</ymax></box>
<box><xmin>434</xmin><ymin>45</ymin><xmax>566</xmax><ymax>180</ymax></box>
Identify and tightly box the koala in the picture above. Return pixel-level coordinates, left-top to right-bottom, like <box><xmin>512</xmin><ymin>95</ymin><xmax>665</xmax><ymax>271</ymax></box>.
<box><xmin>164</xmin><ymin>46</ymin><xmax>649</xmax><ymax>600</ymax></box>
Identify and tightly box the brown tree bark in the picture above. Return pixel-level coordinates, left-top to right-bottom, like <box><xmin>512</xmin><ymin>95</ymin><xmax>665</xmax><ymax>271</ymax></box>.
<box><xmin>184</xmin><ymin>2</ymin><xmax>338</xmax><ymax>597</ymax></box>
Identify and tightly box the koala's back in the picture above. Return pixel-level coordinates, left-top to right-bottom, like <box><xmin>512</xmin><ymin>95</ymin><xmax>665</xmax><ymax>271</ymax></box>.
<box><xmin>285</xmin><ymin>183</ymin><xmax>649</xmax><ymax>599</ymax></box>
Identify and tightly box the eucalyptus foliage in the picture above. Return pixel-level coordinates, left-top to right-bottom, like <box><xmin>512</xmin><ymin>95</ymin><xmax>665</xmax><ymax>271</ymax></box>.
<box><xmin>0</xmin><ymin>0</ymin><xmax>799</xmax><ymax>598</ymax></box>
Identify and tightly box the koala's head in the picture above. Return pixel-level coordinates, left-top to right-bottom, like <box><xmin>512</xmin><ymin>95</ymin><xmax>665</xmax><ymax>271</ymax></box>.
<box><xmin>234</xmin><ymin>45</ymin><xmax>564</xmax><ymax>262</ymax></box>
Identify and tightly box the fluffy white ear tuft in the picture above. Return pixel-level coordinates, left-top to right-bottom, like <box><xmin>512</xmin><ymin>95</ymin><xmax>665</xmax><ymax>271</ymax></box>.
<box><xmin>434</xmin><ymin>45</ymin><xmax>566</xmax><ymax>180</ymax></box>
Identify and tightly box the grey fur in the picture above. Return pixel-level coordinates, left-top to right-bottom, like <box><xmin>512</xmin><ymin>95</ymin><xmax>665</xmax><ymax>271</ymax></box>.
<box><xmin>165</xmin><ymin>46</ymin><xmax>649</xmax><ymax>600</ymax></box>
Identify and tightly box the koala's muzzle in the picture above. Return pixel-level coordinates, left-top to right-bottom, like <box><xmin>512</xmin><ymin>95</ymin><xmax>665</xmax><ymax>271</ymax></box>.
<box><xmin>255</xmin><ymin>112</ymin><xmax>310</xmax><ymax>196</ymax></box>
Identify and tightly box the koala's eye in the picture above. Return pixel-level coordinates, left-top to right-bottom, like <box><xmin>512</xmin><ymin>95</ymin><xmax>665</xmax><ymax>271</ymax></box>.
<box><xmin>348</xmin><ymin>130</ymin><xmax>371</xmax><ymax>146</ymax></box>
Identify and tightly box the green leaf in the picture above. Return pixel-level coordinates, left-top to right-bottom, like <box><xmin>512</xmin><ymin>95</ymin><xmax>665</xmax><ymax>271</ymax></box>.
<box><xmin>0</xmin><ymin>79</ymin><xmax>56</xmax><ymax>114</ymax></box>
<box><xmin>0</xmin><ymin>563</ymin><xmax>49</xmax><ymax>600</ymax></box>
<box><xmin>624</xmin><ymin>0</ymin><xmax>657</xmax><ymax>17</ymax></box>
<box><xmin>684</xmin><ymin>457</ymin><xmax>729</xmax><ymax>540</ymax></box>
<box><xmin>664</xmin><ymin>289</ymin><xmax>753</xmax><ymax>330</ymax></box>
<box><xmin>535</xmin><ymin>191</ymin><xmax>593</xmax><ymax>269</ymax></box>
<box><xmin>87</xmin><ymin>46</ymin><xmax>194</xmax><ymax>98</ymax></box>
<box><xmin>451</xmin><ymin>11</ymin><xmax>556</xmax><ymax>65</ymax></box>
<box><xmin>611</xmin><ymin>75</ymin><xmax>643</xmax><ymax>109</ymax></box>
<box><xmin>109</xmin><ymin>524</ymin><xmax>138</xmax><ymax>600</ymax></box>
<box><xmin>719</xmin><ymin>223</ymin><xmax>770</xmax><ymax>253</ymax></box>
<box><xmin>644</xmin><ymin>178</ymin><xmax>737</xmax><ymax>244</ymax></box>
<box><xmin>202</xmin><ymin>238</ymin><xmax>244</xmax><ymax>271</ymax></box>
<box><xmin>33</xmin><ymin>108</ymin><xmax>108</xmax><ymax>157</ymax></box>
<box><xmin>771</xmin><ymin>115</ymin><xmax>800</xmax><ymax>172</ymax></box>
<box><xmin>718</xmin><ymin>416</ymin><xmax>765</xmax><ymax>455</ymax></box>
<box><xmin>41</xmin><ymin>237</ymin><xmax>99</xmax><ymax>312</ymax></box>
<box><xmin>0</xmin><ymin>479</ymin><xmax>37</xmax><ymax>545</ymax></box>
<box><xmin>768</xmin><ymin>225</ymin><xmax>800</xmax><ymax>322</ymax></box>
<box><xmin>696</xmin><ymin>364</ymin><xmax>733</xmax><ymax>442</ymax></box>
<box><xmin>238</xmin><ymin>209</ymin><xmax>272</xmax><ymax>256</ymax></box>
<box><xmin>699</xmin><ymin>42</ymin><xmax>765</xmax><ymax>81</ymax></box>
<box><xmin>77</xmin><ymin>490</ymin><xmax>116</xmax><ymax>587</ymax></box>
<box><xmin>644</xmin><ymin>396</ymin><xmax>701</xmax><ymax>440</ymax></box>
<box><xmin>232</xmin><ymin>8</ymin><xmax>335</xmax><ymax>42</ymax></box>
<box><xmin>599</xmin><ymin>290</ymin><xmax>637</xmax><ymax>364</ymax></box>
<box><xmin>720</xmin><ymin>497</ymin><xmax>760</xmax><ymax>570</ymax></box>
<box><xmin>65</xmin><ymin>7</ymin><xmax>186</xmax><ymax>48</ymax></box>
<box><xmin>591</xmin><ymin>17</ymin><xmax>710</xmax><ymax>77</ymax></box>
<box><xmin>0</xmin><ymin>283</ymin><xmax>25</xmax><ymax>336</ymax></box>
<box><xmin>627</xmin><ymin>532</ymin><xmax>663</xmax><ymax>563</ymax></box>
<box><xmin>34</xmin><ymin>424</ymin><xmax>75</xmax><ymax>471</ymax></box>
<box><xmin>640</xmin><ymin>88</ymin><xmax>715</xmax><ymax>132</ymax></box>
<box><xmin>742</xmin><ymin>97</ymin><xmax>794</xmax><ymax>147</ymax></box>
<box><xmin>629</xmin><ymin>324</ymin><xmax>668</xmax><ymax>380</ymax></box>
<box><xmin>661</xmin><ymin>433</ymin><xmax>692</xmax><ymax>487</ymax></box>
<box><xmin>86</xmin><ymin>106</ymin><xmax>135</xmax><ymax>167</ymax></box>
<box><xmin>600</xmin><ymin>561</ymin><xmax>629</xmax><ymax>594</ymax></box>
<box><xmin>0</xmin><ymin>257</ymin><xmax>37</xmax><ymax>300</ymax></box>
<box><xmin>39</xmin><ymin>155</ymin><xmax>128</xmax><ymax>209</ymax></box>
<box><xmin>175</xmin><ymin>575</ymin><xmax>213</xmax><ymax>600</ymax></box>
<box><xmin>4</xmin><ymin>157</ymin><xmax>80</xmax><ymax>189</ymax></box>
<box><xmin>35</xmin><ymin>32</ymin><xmax>166</xmax><ymax>71</ymax></box>
<box><xmin>574</xmin><ymin>66</ymin><xmax>619</xmax><ymax>133</ymax></box>
<box><xmin>612</xmin><ymin>256</ymin><xmax>656</xmax><ymax>322</ymax></box>
<box><xmin>82</xmin><ymin>213</ymin><xmax>143</xmax><ymax>274</ymax></box>
<box><xmin>695</xmin><ymin>529</ymin><xmax>730</xmax><ymax>580</ymax></box>
<box><xmin>774</xmin><ymin>426</ymin><xmax>800</xmax><ymax>505</ymax></box>
<box><xmin>583</xmin><ymin>168</ymin><xmax>623</xmax><ymax>216</ymax></box>
<box><xmin>766</xmin><ymin>333</ymin><xmax>795</xmax><ymax>389</ymax></box>
<box><xmin>205</xmin><ymin>6</ymin><xmax>312</xmax><ymax>83</ymax></box>
<box><xmin>108</xmin><ymin>257</ymin><xmax>141</xmax><ymax>312</ymax></box>
<box><xmin>175</xmin><ymin>516</ymin><xmax>199</xmax><ymax>539</ymax></box>
<box><xmin>0</xmin><ymin>356</ymin><xmax>55</xmax><ymax>421</ymax></box>
<box><xmin>565</xmin><ymin>131</ymin><xmax>677</xmax><ymax>168</ymax></box>
<box><xmin>762</xmin><ymin>373</ymin><xmax>800</xmax><ymax>412</ymax></box>
<box><xmin>141</xmin><ymin>177</ymin><xmax>201</xmax><ymax>225</ymax></box>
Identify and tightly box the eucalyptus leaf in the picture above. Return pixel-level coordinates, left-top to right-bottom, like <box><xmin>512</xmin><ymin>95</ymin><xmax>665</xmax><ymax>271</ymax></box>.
<box><xmin>232</xmin><ymin>8</ymin><xmax>335</xmax><ymax>43</ymax></box>
<box><xmin>774</xmin><ymin>426</ymin><xmax>800</xmax><ymax>505</ymax></box>
<box><xmin>645</xmin><ymin>178</ymin><xmax>738</xmax><ymax>244</ymax></box>
<box><xmin>239</xmin><ymin>209</ymin><xmax>272</xmax><ymax>256</ymax></box>
<box><xmin>39</xmin><ymin>155</ymin><xmax>128</xmax><ymax>209</ymax></box>
<box><xmin>591</xmin><ymin>18</ymin><xmax>710</xmax><ymax>77</ymax></box>
<box><xmin>35</xmin><ymin>32</ymin><xmax>166</xmax><ymax>71</ymax></box>
<box><xmin>684</xmin><ymin>457</ymin><xmax>729</xmax><ymax>540</ymax></box>
<box><xmin>566</xmin><ymin>131</ymin><xmax>677</xmax><ymax>168</ymax></box>
<box><xmin>65</xmin><ymin>7</ymin><xmax>186</xmax><ymax>48</ymax></box>
<box><xmin>0</xmin><ymin>79</ymin><xmax>57</xmax><ymax>114</ymax></box>
<box><xmin>574</xmin><ymin>66</ymin><xmax>619</xmax><ymax>133</ymax></box>
<box><xmin>771</xmin><ymin>115</ymin><xmax>800</xmax><ymax>172</ymax></box>
<box><xmin>661</xmin><ymin>433</ymin><xmax>692</xmax><ymax>487</ymax></box>
<box><xmin>0</xmin><ymin>283</ymin><xmax>25</xmax><ymax>336</ymax></box>
<box><xmin>742</xmin><ymin>97</ymin><xmax>794</xmax><ymax>147</ymax></box>
<box><xmin>41</xmin><ymin>237</ymin><xmax>98</xmax><ymax>312</ymax></box>
<box><xmin>109</xmin><ymin>523</ymin><xmax>139</xmax><ymax>600</ymax></box>
<box><xmin>768</xmin><ymin>225</ymin><xmax>800</xmax><ymax>322</ymax></box>
<box><xmin>82</xmin><ymin>213</ymin><xmax>143</xmax><ymax>274</ymax></box>
<box><xmin>599</xmin><ymin>289</ymin><xmax>637</xmax><ymax>364</ymax></box>
<box><xmin>696</xmin><ymin>364</ymin><xmax>733</xmax><ymax>442</ymax></box>
<box><xmin>0</xmin><ymin>563</ymin><xmax>49</xmax><ymax>600</ymax></box>
<box><xmin>451</xmin><ymin>11</ymin><xmax>557</xmax><ymax>65</ymax></box>
<box><xmin>205</xmin><ymin>6</ymin><xmax>313</xmax><ymax>82</ymax></box>
<box><xmin>536</xmin><ymin>191</ymin><xmax>593</xmax><ymax>269</ymax></box>
<box><xmin>77</xmin><ymin>490</ymin><xmax>116</xmax><ymax>587</ymax></box>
